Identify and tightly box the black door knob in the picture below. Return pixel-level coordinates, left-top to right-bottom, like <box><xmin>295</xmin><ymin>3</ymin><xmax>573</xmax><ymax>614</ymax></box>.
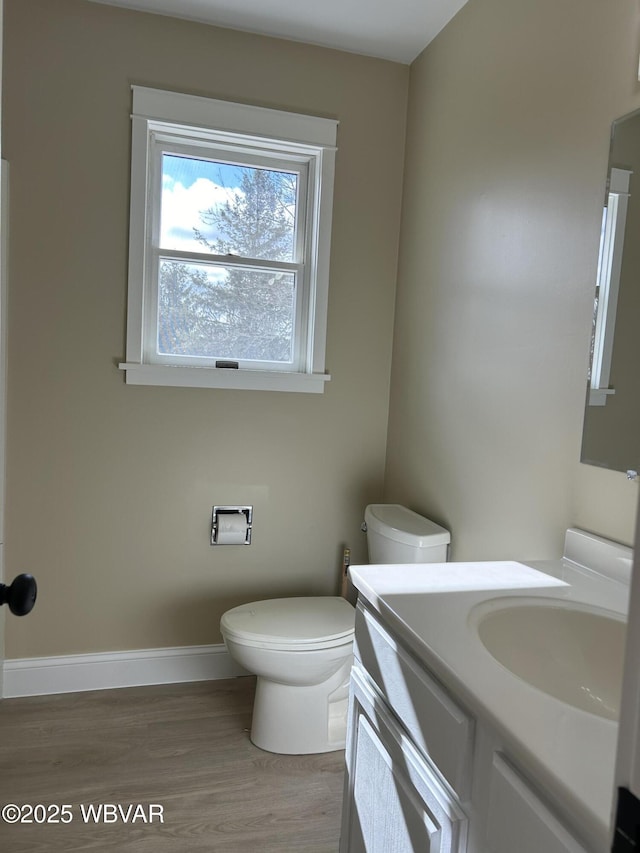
<box><xmin>0</xmin><ymin>574</ymin><xmax>37</xmax><ymax>616</ymax></box>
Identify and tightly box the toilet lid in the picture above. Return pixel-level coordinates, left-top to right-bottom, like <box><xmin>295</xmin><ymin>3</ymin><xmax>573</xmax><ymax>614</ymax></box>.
<box><xmin>221</xmin><ymin>597</ymin><xmax>355</xmax><ymax>648</ymax></box>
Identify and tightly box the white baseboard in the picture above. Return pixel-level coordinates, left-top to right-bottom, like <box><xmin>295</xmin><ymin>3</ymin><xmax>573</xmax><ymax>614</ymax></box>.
<box><xmin>2</xmin><ymin>644</ymin><xmax>249</xmax><ymax>698</ymax></box>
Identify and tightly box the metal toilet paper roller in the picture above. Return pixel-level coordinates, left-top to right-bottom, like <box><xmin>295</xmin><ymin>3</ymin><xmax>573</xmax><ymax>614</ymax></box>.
<box><xmin>211</xmin><ymin>506</ymin><xmax>253</xmax><ymax>545</ymax></box>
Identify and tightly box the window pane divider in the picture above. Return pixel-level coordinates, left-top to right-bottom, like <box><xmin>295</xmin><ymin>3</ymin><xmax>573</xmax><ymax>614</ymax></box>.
<box><xmin>157</xmin><ymin>248</ymin><xmax>301</xmax><ymax>275</ymax></box>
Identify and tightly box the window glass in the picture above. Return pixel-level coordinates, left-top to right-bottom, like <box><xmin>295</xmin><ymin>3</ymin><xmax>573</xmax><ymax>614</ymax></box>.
<box><xmin>160</xmin><ymin>154</ymin><xmax>298</xmax><ymax>262</ymax></box>
<box><xmin>158</xmin><ymin>260</ymin><xmax>296</xmax><ymax>362</ymax></box>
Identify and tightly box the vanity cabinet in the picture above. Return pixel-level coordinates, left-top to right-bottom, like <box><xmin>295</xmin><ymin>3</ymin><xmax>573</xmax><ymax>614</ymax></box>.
<box><xmin>340</xmin><ymin>600</ymin><xmax>593</xmax><ymax>853</ymax></box>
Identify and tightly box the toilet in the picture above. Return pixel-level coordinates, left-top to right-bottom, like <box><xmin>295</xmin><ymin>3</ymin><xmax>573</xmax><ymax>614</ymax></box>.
<box><xmin>220</xmin><ymin>503</ymin><xmax>450</xmax><ymax>754</ymax></box>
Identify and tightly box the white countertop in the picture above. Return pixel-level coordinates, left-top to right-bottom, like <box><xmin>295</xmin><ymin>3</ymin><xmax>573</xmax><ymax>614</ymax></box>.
<box><xmin>349</xmin><ymin>555</ymin><xmax>630</xmax><ymax>852</ymax></box>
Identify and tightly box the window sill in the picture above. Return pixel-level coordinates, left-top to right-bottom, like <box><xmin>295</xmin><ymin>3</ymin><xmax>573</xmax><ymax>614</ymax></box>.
<box><xmin>118</xmin><ymin>363</ymin><xmax>331</xmax><ymax>393</ymax></box>
<box><xmin>588</xmin><ymin>387</ymin><xmax>615</xmax><ymax>407</ymax></box>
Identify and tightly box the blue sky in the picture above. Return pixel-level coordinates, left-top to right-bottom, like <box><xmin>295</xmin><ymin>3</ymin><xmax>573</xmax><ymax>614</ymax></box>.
<box><xmin>163</xmin><ymin>153</ymin><xmax>246</xmax><ymax>192</ymax></box>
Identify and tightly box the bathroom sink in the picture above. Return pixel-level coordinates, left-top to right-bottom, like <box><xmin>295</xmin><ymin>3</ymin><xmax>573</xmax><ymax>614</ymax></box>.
<box><xmin>473</xmin><ymin>598</ymin><xmax>626</xmax><ymax>720</ymax></box>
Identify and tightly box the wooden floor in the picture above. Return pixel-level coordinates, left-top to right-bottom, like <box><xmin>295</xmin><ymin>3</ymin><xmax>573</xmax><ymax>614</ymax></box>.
<box><xmin>0</xmin><ymin>677</ymin><xmax>345</xmax><ymax>852</ymax></box>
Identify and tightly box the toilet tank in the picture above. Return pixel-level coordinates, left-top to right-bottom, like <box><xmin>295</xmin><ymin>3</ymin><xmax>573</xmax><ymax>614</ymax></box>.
<box><xmin>364</xmin><ymin>504</ymin><xmax>450</xmax><ymax>563</ymax></box>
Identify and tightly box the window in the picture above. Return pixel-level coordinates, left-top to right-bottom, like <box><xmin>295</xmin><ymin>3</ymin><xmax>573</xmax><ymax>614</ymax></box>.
<box><xmin>120</xmin><ymin>87</ymin><xmax>338</xmax><ymax>392</ymax></box>
<box><xmin>589</xmin><ymin>167</ymin><xmax>631</xmax><ymax>406</ymax></box>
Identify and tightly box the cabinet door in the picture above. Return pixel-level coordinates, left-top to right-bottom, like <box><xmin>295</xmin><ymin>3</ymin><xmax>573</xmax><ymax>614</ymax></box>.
<box><xmin>341</xmin><ymin>667</ymin><xmax>467</xmax><ymax>853</ymax></box>
<box><xmin>486</xmin><ymin>754</ymin><xmax>589</xmax><ymax>853</ymax></box>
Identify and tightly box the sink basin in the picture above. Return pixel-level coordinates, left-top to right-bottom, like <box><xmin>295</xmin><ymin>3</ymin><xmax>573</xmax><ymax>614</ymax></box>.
<box><xmin>473</xmin><ymin>598</ymin><xmax>626</xmax><ymax>720</ymax></box>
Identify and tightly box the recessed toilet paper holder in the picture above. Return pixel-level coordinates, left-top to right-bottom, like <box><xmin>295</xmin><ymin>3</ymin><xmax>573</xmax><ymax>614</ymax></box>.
<box><xmin>211</xmin><ymin>505</ymin><xmax>253</xmax><ymax>545</ymax></box>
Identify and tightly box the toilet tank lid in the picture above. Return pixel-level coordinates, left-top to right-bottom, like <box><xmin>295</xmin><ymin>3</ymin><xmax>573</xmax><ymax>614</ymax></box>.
<box><xmin>365</xmin><ymin>504</ymin><xmax>450</xmax><ymax>547</ymax></box>
<box><xmin>221</xmin><ymin>596</ymin><xmax>355</xmax><ymax>645</ymax></box>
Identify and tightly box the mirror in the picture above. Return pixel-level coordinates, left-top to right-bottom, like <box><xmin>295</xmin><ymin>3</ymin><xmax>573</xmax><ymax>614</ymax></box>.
<box><xmin>581</xmin><ymin>108</ymin><xmax>640</xmax><ymax>474</ymax></box>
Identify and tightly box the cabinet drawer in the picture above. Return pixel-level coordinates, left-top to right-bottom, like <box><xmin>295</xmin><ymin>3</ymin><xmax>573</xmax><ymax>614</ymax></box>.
<box><xmin>487</xmin><ymin>753</ymin><xmax>588</xmax><ymax>853</ymax></box>
<box><xmin>354</xmin><ymin>602</ymin><xmax>473</xmax><ymax>798</ymax></box>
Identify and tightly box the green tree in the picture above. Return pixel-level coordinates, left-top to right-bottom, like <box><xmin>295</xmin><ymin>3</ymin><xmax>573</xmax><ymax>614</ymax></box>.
<box><xmin>158</xmin><ymin>261</ymin><xmax>211</xmax><ymax>355</ymax></box>
<box><xmin>194</xmin><ymin>167</ymin><xmax>296</xmax><ymax>262</ymax></box>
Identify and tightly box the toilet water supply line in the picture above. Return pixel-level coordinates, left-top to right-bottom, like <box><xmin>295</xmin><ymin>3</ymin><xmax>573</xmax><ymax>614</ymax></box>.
<box><xmin>341</xmin><ymin>548</ymin><xmax>351</xmax><ymax>599</ymax></box>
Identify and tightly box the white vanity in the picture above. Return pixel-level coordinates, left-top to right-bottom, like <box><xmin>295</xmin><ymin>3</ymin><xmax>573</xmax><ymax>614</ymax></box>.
<box><xmin>340</xmin><ymin>529</ymin><xmax>631</xmax><ymax>853</ymax></box>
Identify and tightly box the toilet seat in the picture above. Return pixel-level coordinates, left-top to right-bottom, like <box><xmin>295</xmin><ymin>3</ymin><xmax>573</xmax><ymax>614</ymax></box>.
<box><xmin>221</xmin><ymin>596</ymin><xmax>355</xmax><ymax>651</ymax></box>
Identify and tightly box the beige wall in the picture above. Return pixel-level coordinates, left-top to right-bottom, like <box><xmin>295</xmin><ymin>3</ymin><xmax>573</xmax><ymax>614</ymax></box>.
<box><xmin>2</xmin><ymin>0</ymin><xmax>408</xmax><ymax>657</ymax></box>
<box><xmin>385</xmin><ymin>0</ymin><xmax>640</xmax><ymax>561</ymax></box>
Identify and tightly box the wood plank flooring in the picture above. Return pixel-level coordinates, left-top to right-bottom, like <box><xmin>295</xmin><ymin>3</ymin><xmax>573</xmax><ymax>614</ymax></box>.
<box><xmin>0</xmin><ymin>677</ymin><xmax>345</xmax><ymax>852</ymax></box>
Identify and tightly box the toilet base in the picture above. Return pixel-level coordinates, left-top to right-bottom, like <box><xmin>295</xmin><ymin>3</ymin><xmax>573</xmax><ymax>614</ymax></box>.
<box><xmin>250</xmin><ymin>657</ymin><xmax>352</xmax><ymax>754</ymax></box>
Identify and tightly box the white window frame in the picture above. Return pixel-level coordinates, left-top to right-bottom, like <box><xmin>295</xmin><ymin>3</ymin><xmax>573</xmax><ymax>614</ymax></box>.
<box><xmin>120</xmin><ymin>86</ymin><xmax>338</xmax><ymax>393</ymax></box>
<box><xmin>589</xmin><ymin>167</ymin><xmax>631</xmax><ymax>407</ymax></box>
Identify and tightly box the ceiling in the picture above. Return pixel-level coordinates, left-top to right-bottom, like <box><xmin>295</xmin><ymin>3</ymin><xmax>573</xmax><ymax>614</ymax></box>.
<box><xmin>88</xmin><ymin>0</ymin><xmax>468</xmax><ymax>64</ymax></box>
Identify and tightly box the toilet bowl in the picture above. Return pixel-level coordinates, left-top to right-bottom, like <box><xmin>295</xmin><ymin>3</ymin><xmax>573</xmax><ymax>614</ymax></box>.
<box><xmin>220</xmin><ymin>504</ymin><xmax>451</xmax><ymax>755</ymax></box>
<box><xmin>220</xmin><ymin>596</ymin><xmax>354</xmax><ymax>754</ymax></box>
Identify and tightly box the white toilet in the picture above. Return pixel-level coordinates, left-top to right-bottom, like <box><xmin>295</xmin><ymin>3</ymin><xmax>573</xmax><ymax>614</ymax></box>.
<box><xmin>220</xmin><ymin>503</ymin><xmax>450</xmax><ymax>754</ymax></box>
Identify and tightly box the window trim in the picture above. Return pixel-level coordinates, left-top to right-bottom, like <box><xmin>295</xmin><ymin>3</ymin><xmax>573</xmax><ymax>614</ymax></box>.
<box><xmin>120</xmin><ymin>86</ymin><xmax>337</xmax><ymax>393</ymax></box>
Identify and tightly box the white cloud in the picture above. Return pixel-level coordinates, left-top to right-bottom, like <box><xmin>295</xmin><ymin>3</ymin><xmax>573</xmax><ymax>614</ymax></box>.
<box><xmin>160</xmin><ymin>178</ymin><xmax>241</xmax><ymax>253</ymax></box>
